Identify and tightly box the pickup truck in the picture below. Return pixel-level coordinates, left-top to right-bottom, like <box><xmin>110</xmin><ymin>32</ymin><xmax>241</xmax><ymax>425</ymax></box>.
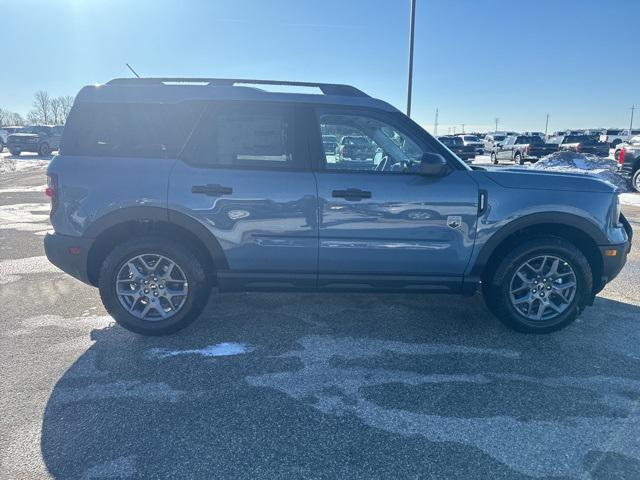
<box><xmin>614</xmin><ymin>135</ymin><xmax>640</xmax><ymax>161</ymax></box>
<box><xmin>548</xmin><ymin>135</ymin><xmax>610</xmax><ymax>157</ymax></box>
<box><xmin>600</xmin><ymin>129</ymin><xmax>640</xmax><ymax>148</ymax></box>
<box><xmin>438</xmin><ymin>136</ymin><xmax>476</xmax><ymax>162</ymax></box>
<box><xmin>490</xmin><ymin>135</ymin><xmax>557</xmax><ymax>164</ymax></box>
<box><xmin>618</xmin><ymin>144</ymin><xmax>640</xmax><ymax>191</ymax></box>
<box><xmin>458</xmin><ymin>135</ymin><xmax>484</xmax><ymax>155</ymax></box>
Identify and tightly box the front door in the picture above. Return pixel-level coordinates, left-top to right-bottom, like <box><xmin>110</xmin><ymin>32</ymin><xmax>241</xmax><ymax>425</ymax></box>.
<box><xmin>311</xmin><ymin>108</ymin><xmax>479</xmax><ymax>291</ymax></box>
<box><xmin>169</xmin><ymin>102</ymin><xmax>318</xmax><ymax>290</ymax></box>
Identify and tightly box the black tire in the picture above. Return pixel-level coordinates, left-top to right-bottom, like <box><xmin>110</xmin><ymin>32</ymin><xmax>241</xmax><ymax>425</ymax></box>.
<box><xmin>515</xmin><ymin>152</ymin><xmax>524</xmax><ymax>165</ymax></box>
<box><xmin>10</xmin><ymin>148</ymin><xmax>20</xmax><ymax>156</ymax></box>
<box><xmin>611</xmin><ymin>139</ymin><xmax>622</xmax><ymax>148</ymax></box>
<box><xmin>632</xmin><ymin>169</ymin><xmax>640</xmax><ymax>193</ymax></box>
<box><xmin>39</xmin><ymin>143</ymin><xmax>50</xmax><ymax>156</ymax></box>
<box><xmin>0</xmin><ymin>142</ymin><xmax>4</xmax><ymax>152</ymax></box>
<box><xmin>491</xmin><ymin>152</ymin><xmax>498</xmax><ymax>164</ymax></box>
<box><xmin>614</xmin><ymin>149</ymin><xmax>621</xmax><ymax>162</ymax></box>
<box><xmin>484</xmin><ymin>237</ymin><xmax>592</xmax><ymax>333</ymax></box>
<box><xmin>98</xmin><ymin>237</ymin><xmax>210</xmax><ymax>335</ymax></box>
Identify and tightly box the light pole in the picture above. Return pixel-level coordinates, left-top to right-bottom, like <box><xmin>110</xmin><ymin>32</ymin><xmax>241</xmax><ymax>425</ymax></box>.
<box><xmin>494</xmin><ymin>117</ymin><xmax>499</xmax><ymax>132</ymax></box>
<box><xmin>433</xmin><ymin>108</ymin><xmax>438</xmax><ymax>135</ymax></box>
<box><xmin>406</xmin><ymin>0</ymin><xmax>416</xmax><ymax>117</ymax></box>
<box><xmin>544</xmin><ymin>113</ymin><xmax>549</xmax><ymax>138</ymax></box>
<box><xmin>631</xmin><ymin>105</ymin><xmax>636</xmax><ymax>130</ymax></box>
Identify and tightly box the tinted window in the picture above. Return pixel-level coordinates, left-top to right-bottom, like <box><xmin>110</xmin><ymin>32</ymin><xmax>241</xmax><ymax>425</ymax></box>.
<box><xmin>493</xmin><ymin>135</ymin><xmax>506</xmax><ymax>142</ymax></box>
<box><xmin>516</xmin><ymin>136</ymin><xmax>543</xmax><ymax>144</ymax></box>
<box><xmin>319</xmin><ymin>112</ymin><xmax>425</xmax><ymax>173</ymax></box>
<box><xmin>182</xmin><ymin>103</ymin><xmax>294</xmax><ymax>168</ymax></box>
<box><xmin>606</xmin><ymin>129</ymin><xmax>622</xmax><ymax>135</ymax></box>
<box><xmin>62</xmin><ymin>101</ymin><xmax>205</xmax><ymax>158</ymax></box>
<box><xmin>564</xmin><ymin>135</ymin><xmax>597</xmax><ymax>144</ymax></box>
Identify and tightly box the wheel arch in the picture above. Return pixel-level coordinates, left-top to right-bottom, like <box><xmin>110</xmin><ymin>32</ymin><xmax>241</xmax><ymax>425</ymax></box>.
<box><xmin>472</xmin><ymin>213</ymin><xmax>605</xmax><ymax>294</ymax></box>
<box><xmin>85</xmin><ymin>207</ymin><xmax>228</xmax><ymax>286</ymax></box>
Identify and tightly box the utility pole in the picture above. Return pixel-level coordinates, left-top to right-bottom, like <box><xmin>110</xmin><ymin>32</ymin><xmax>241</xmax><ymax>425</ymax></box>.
<box><xmin>494</xmin><ymin>117</ymin><xmax>499</xmax><ymax>132</ymax></box>
<box><xmin>631</xmin><ymin>105</ymin><xmax>636</xmax><ymax>130</ymax></box>
<box><xmin>453</xmin><ymin>126</ymin><xmax>456</xmax><ymax>135</ymax></box>
<box><xmin>461</xmin><ymin>124</ymin><xmax>465</xmax><ymax>134</ymax></box>
<box><xmin>434</xmin><ymin>108</ymin><xmax>439</xmax><ymax>136</ymax></box>
<box><xmin>406</xmin><ymin>0</ymin><xmax>417</xmax><ymax>117</ymax></box>
<box><xmin>544</xmin><ymin>113</ymin><xmax>550</xmax><ymax>138</ymax></box>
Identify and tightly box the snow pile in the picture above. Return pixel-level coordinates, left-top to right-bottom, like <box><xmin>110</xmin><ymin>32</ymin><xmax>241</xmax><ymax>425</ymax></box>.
<box><xmin>0</xmin><ymin>154</ymin><xmax>50</xmax><ymax>174</ymax></box>
<box><xmin>527</xmin><ymin>151</ymin><xmax>627</xmax><ymax>191</ymax></box>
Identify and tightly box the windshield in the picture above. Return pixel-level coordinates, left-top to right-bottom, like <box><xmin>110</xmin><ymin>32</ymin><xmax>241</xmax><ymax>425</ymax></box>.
<box><xmin>464</xmin><ymin>136</ymin><xmax>480</xmax><ymax>142</ymax></box>
<box><xmin>493</xmin><ymin>135</ymin><xmax>506</xmax><ymax>142</ymax></box>
<box><xmin>343</xmin><ymin>136</ymin><xmax>370</xmax><ymax>146</ymax></box>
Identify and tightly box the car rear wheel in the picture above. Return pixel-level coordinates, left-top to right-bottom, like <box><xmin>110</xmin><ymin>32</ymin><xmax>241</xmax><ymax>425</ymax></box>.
<box><xmin>39</xmin><ymin>143</ymin><xmax>51</xmax><ymax>156</ymax></box>
<box><xmin>491</xmin><ymin>152</ymin><xmax>498</xmax><ymax>164</ymax></box>
<box><xmin>515</xmin><ymin>153</ymin><xmax>524</xmax><ymax>165</ymax></box>
<box><xmin>632</xmin><ymin>169</ymin><xmax>640</xmax><ymax>193</ymax></box>
<box><xmin>98</xmin><ymin>237</ymin><xmax>210</xmax><ymax>335</ymax></box>
<box><xmin>484</xmin><ymin>237</ymin><xmax>592</xmax><ymax>333</ymax></box>
<box><xmin>10</xmin><ymin>148</ymin><xmax>21</xmax><ymax>156</ymax></box>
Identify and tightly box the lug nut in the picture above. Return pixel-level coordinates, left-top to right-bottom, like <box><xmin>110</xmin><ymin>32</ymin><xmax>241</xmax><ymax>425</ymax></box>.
<box><xmin>144</xmin><ymin>288</ymin><xmax>149</xmax><ymax>294</ymax></box>
<box><xmin>540</xmin><ymin>292</ymin><xmax>545</xmax><ymax>297</ymax></box>
<box><xmin>547</xmin><ymin>285</ymin><xmax>551</xmax><ymax>290</ymax></box>
<box><xmin>532</xmin><ymin>288</ymin><xmax>537</xmax><ymax>293</ymax></box>
<box><xmin>159</xmin><ymin>284</ymin><xmax>165</xmax><ymax>289</ymax></box>
<box><xmin>153</xmin><ymin>291</ymin><xmax>159</xmax><ymax>297</ymax></box>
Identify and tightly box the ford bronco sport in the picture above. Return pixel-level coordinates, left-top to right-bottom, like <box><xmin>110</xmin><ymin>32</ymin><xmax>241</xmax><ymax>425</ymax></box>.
<box><xmin>44</xmin><ymin>78</ymin><xmax>632</xmax><ymax>335</ymax></box>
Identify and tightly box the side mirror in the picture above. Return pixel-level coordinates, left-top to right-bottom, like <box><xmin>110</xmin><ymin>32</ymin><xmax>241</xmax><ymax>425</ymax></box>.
<box><xmin>419</xmin><ymin>153</ymin><xmax>450</xmax><ymax>176</ymax></box>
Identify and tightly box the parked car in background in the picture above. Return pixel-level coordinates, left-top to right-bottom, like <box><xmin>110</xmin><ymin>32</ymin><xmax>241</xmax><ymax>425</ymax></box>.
<box><xmin>548</xmin><ymin>134</ymin><xmax>609</xmax><ymax>157</ymax></box>
<box><xmin>614</xmin><ymin>135</ymin><xmax>640</xmax><ymax>161</ymax></box>
<box><xmin>44</xmin><ymin>77</ymin><xmax>631</xmax><ymax>336</ymax></box>
<box><xmin>7</xmin><ymin>125</ymin><xmax>64</xmax><ymax>156</ymax></box>
<box><xmin>322</xmin><ymin>134</ymin><xmax>338</xmax><ymax>155</ymax></box>
<box><xmin>336</xmin><ymin>135</ymin><xmax>376</xmax><ymax>161</ymax></box>
<box><xmin>2</xmin><ymin>126</ymin><xmax>24</xmax><ymax>135</ymax></box>
<box><xmin>618</xmin><ymin>143</ymin><xmax>640</xmax><ymax>192</ymax></box>
<box><xmin>0</xmin><ymin>128</ymin><xmax>7</xmax><ymax>152</ymax></box>
<box><xmin>522</xmin><ymin>131</ymin><xmax>545</xmax><ymax>138</ymax></box>
<box><xmin>491</xmin><ymin>135</ymin><xmax>557</xmax><ymax>164</ymax></box>
<box><xmin>458</xmin><ymin>135</ymin><xmax>484</xmax><ymax>155</ymax></box>
<box><xmin>600</xmin><ymin>129</ymin><xmax>640</xmax><ymax>148</ymax></box>
<box><xmin>438</xmin><ymin>136</ymin><xmax>476</xmax><ymax>162</ymax></box>
<box><xmin>483</xmin><ymin>133</ymin><xmax>508</xmax><ymax>153</ymax></box>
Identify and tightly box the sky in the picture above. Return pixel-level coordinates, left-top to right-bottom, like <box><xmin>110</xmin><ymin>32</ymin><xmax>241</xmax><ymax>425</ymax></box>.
<box><xmin>1</xmin><ymin>0</ymin><xmax>638</xmax><ymax>133</ymax></box>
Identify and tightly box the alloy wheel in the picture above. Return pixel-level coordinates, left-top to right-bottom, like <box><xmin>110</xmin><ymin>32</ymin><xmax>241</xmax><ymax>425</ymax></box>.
<box><xmin>115</xmin><ymin>253</ymin><xmax>189</xmax><ymax>321</ymax></box>
<box><xmin>509</xmin><ymin>255</ymin><xmax>577</xmax><ymax>321</ymax></box>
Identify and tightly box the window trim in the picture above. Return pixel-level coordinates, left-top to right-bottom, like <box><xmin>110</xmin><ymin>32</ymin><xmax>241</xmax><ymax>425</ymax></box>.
<box><xmin>177</xmin><ymin>101</ymin><xmax>311</xmax><ymax>172</ymax></box>
<box><xmin>307</xmin><ymin>105</ymin><xmax>468</xmax><ymax>175</ymax></box>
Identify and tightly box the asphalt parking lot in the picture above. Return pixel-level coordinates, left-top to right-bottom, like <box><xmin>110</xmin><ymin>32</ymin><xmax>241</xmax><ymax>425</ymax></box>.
<box><xmin>1</xmin><ymin>152</ymin><xmax>640</xmax><ymax>479</ymax></box>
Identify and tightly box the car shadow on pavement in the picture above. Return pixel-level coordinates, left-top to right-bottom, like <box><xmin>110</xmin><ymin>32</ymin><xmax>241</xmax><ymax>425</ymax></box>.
<box><xmin>40</xmin><ymin>293</ymin><xmax>640</xmax><ymax>479</ymax></box>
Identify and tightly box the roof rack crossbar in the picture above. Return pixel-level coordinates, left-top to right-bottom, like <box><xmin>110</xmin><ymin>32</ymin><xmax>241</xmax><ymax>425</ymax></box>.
<box><xmin>106</xmin><ymin>78</ymin><xmax>369</xmax><ymax>97</ymax></box>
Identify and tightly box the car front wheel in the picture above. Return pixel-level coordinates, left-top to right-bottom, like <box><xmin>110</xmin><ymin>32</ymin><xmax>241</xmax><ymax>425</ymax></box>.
<box><xmin>491</xmin><ymin>152</ymin><xmax>498</xmax><ymax>164</ymax></box>
<box><xmin>632</xmin><ymin>169</ymin><xmax>640</xmax><ymax>192</ymax></box>
<box><xmin>485</xmin><ymin>237</ymin><xmax>592</xmax><ymax>333</ymax></box>
<box><xmin>98</xmin><ymin>237</ymin><xmax>210</xmax><ymax>335</ymax></box>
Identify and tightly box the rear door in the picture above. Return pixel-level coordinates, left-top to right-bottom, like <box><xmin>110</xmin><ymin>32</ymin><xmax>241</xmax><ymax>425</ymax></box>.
<box><xmin>169</xmin><ymin>102</ymin><xmax>318</xmax><ymax>290</ymax></box>
<box><xmin>310</xmin><ymin>107</ymin><xmax>479</xmax><ymax>291</ymax></box>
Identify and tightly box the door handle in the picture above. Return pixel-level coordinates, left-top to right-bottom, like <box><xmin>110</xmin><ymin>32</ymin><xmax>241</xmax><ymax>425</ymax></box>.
<box><xmin>332</xmin><ymin>188</ymin><xmax>372</xmax><ymax>201</ymax></box>
<box><xmin>191</xmin><ymin>184</ymin><xmax>233</xmax><ymax>196</ymax></box>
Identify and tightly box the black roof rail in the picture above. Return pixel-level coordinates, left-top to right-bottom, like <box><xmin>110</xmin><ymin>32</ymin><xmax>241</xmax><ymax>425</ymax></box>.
<box><xmin>106</xmin><ymin>78</ymin><xmax>369</xmax><ymax>97</ymax></box>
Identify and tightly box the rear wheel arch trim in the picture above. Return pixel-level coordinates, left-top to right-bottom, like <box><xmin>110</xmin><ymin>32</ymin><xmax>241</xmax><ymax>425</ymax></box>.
<box><xmin>85</xmin><ymin>206</ymin><xmax>229</xmax><ymax>271</ymax></box>
<box><xmin>470</xmin><ymin>212</ymin><xmax>607</xmax><ymax>278</ymax></box>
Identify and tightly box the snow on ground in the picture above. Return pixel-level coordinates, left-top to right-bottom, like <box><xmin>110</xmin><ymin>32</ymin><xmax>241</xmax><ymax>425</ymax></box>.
<box><xmin>620</xmin><ymin>193</ymin><xmax>640</xmax><ymax>207</ymax></box>
<box><xmin>148</xmin><ymin>343</ymin><xmax>255</xmax><ymax>359</ymax></box>
<box><xmin>0</xmin><ymin>152</ymin><xmax>50</xmax><ymax>174</ymax></box>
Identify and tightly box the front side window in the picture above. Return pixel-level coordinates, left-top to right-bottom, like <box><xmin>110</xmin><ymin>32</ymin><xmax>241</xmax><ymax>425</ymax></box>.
<box><xmin>182</xmin><ymin>103</ymin><xmax>293</xmax><ymax>168</ymax></box>
<box><xmin>318</xmin><ymin>112</ymin><xmax>424</xmax><ymax>173</ymax></box>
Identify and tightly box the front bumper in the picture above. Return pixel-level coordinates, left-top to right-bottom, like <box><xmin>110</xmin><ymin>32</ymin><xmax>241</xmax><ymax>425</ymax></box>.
<box><xmin>595</xmin><ymin>214</ymin><xmax>633</xmax><ymax>292</ymax></box>
<box><xmin>8</xmin><ymin>141</ymin><xmax>39</xmax><ymax>152</ymax></box>
<box><xmin>44</xmin><ymin>232</ymin><xmax>94</xmax><ymax>285</ymax></box>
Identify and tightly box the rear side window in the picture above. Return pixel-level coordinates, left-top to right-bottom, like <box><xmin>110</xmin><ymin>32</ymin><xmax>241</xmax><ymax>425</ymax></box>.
<box><xmin>182</xmin><ymin>103</ymin><xmax>294</xmax><ymax>168</ymax></box>
<box><xmin>61</xmin><ymin>101</ymin><xmax>205</xmax><ymax>158</ymax></box>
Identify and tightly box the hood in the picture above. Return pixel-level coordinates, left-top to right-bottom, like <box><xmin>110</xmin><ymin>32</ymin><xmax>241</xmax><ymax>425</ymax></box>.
<box><xmin>481</xmin><ymin>168</ymin><xmax>617</xmax><ymax>193</ymax></box>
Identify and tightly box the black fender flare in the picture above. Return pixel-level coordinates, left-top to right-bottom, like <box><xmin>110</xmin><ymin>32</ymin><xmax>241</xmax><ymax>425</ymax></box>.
<box><xmin>469</xmin><ymin>212</ymin><xmax>607</xmax><ymax>278</ymax></box>
<box><xmin>84</xmin><ymin>206</ymin><xmax>229</xmax><ymax>271</ymax></box>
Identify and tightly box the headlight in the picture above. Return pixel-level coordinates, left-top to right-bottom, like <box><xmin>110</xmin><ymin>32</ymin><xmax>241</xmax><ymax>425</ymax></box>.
<box><xmin>612</xmin><ymin>194</ymin><xmax>621</xmax><ymax>227</ymax></box>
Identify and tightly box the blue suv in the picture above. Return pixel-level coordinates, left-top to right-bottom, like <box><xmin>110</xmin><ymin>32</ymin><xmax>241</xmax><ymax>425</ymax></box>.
<box><xmin>44</xmin><ymin>78</ymin><xmax>632</xmax><ymax>335</ymax></box>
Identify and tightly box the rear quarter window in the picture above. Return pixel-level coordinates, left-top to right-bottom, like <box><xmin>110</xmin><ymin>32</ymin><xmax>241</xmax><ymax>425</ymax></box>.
<box><xmin>61</xmin><ymin>101</ymin><xmax>206</xmax><ymax>158</ymax></box>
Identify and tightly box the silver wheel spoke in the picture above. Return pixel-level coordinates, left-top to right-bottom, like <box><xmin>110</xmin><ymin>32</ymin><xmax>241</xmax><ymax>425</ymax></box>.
<box><xmin>115</xmin><ymin>253</ymin><xmax>189</xmax><ymax>322</ymax></box>
<box><xmin>509</xmin><ymin>254</ymin><xmax>576</xmax><ymax>322</ymax></box>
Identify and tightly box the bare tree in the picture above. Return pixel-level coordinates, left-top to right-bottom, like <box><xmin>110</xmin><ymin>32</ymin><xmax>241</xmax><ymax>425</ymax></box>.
<box><xmin>50</xmin><ymin>97</ymin><xmax>63</xmax><ymax>124</ymax></box>
<box><xmin>60</xmin><ymin>95</ymin><xmax>74</xmax><ymax>123</ymax></box>
<box><xmin>0</xmin><ymin>108</ymin><xmax>25</xmax><ymax>126</ymax></box>
<box><xmin>28</xmin><ymin>90</ymin><xmax>52</xmax><ymax>124</ymax></box>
